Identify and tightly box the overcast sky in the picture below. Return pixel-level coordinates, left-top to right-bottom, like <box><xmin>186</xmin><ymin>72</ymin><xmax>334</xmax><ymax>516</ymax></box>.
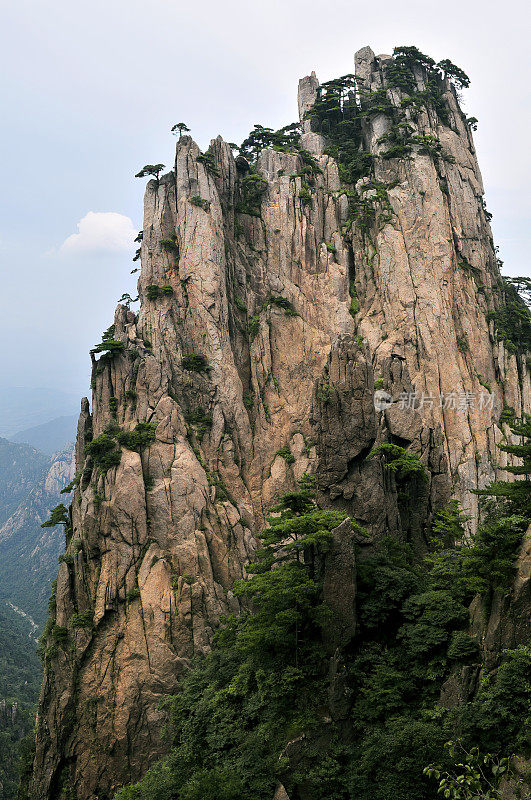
<box><xmin>0</xmin><ymin>0</ymin><xmax>529</xmax><ymax>396</ymax></box>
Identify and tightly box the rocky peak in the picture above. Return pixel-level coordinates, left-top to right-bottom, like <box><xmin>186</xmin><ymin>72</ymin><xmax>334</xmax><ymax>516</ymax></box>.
<box><xmin>29</xmin><ymin>45</ymin><xmax>530</xmax><ymax>800</ymax></box>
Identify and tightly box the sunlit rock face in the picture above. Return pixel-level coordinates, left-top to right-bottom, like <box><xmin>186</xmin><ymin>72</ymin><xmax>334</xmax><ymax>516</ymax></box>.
<box><xmin>30</xmin><ymin>46</ymin><xmax>529</xmax><ymax>800</ymax></box>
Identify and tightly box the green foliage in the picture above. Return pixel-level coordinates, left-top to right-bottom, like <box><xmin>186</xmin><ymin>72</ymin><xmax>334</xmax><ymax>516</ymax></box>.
<box><xmin>447</xmin><ymin>631</ymin><xmax>479</xmax><ymax>661</ymax></box>
<box><xmin>60</xmin><ymin>473</ymin><xmax>80</xmax><ymax>495</ymax></box>
<box><xmin>500</xmin><ymin>405</ymin><xmax>516</xmax><ymax>424</ymax></box>
<box><xmin>437</xmin><ymin>59</ymin><xmax>471</xmax><ymax>89</ymax></box>
<box><xmin>118</xmin><ymin>292</ymin><xmax>139</xmax><ymax>307</ymax></box>
<box><xmin>276</xmin><ymin>445</ymin><xmax>295</xmax><ymax>464</ymax></box>
<box><xmin>51</xmin><ymin>624</ymin><xmax>68</xmax><ymax>645</ymax></box>
<box><xmin>317</xmin><ymin>379</ymin><xmax>332</xmax><ymax>404</ymax></box>
<box><xmin>306</xmin><ymin>73</ymin><xmax>374</xmax><ymax>185</ymax></box>
<box><xmin>160</xmin><ymin>233</ymin><xmax>179</xmax><ymax>257</ymax></box>
<box><xmin>429</xmin><ymin>500</ymin><xmax>470</xmax><ymax>550</ymax></box>
<box><xmin>488</xmin><ymin>278</ymin><xmax>531</xmax><ymax>354</ymax></box>
<box><xmin>171</xmin><ymin>122</ymin><xmax>190</xmax><ymax>138</ymax></box>
<box><xmin>234</xmin><ymin>294</ymin><xmax>247</xmax><ymax>312</ymax></box>
<box><xmin>457</xmin><ymin>334</ymin><xmax>469</xmax><ymax>353</ymax></box>
<box><xmin>268</xmin><ymin>295</ymin><xmax>297</xmax><ymax>316</ymax></box>
<box><xmin>114</xmin><ymin>241</ymin><xmax>530</xmax><ymax>800</ymax></box>
<box><xmin>146</xmin><ymin>284</ymin><xmax>173</xmax><ymax>300</ymax></box>
<box><xmin>248</xmin><ymin>315</ymin><xmax>260</xmax><ymax>341</ymax></box>
<box><xmin>185</xmin><ymin>409</ymin><xmax>213</xmax><ymax>442</ymax></box>
<box><xmin>41</xmin><ymin>503</ymin><xmax>69</xmax><ymax>528</ymax></box>
<box><xmin>460</xmin><ymin>646</ymin><xmax>531</xmax><ymax>754</ymax></box>
<box><xmin>85</xmin><ymin>434</ymin><xmax>121</xmax><ymax>473</ymax></box>
<box><xmin>369</xmin><ymin>443</ymin><xmax>428</xmax><ymax>483</ymax></box>
<box><xmin>425</xmin><ymin>741</ymin><xmax>514</xmax><ymax>800</ymax></box>
<box><xmin>90</xmin><ymin>339</ymin><xmax>125</xmax><ymax>356</ymax></box>
<box><xmin>190</xmin><ymin>196</ymin><xmax>211</xmax><ymax>211</ymax></box>
<box><xmin>349</xmin><ymin>281</ymin><xmax>360</xmax><ymax>318</ymax></box>
<box><xmin>70</xmin><ymin>610</ymin><xmax>94</xmax><ymax>629</ymax></box>
<box><xmin>135</xmin><ymin>163</ymin><xmax>165</xmax><ymax>180</ymax></box>
<box><xmin>126</xmin><ymin>587</ymin><xmax>140</xmax><ymax>603</ymax></box>
<box><xmin>461</xmin><ymin>514</ymin><xmax>528</xmax><ymax>595</ymax></box>
<box><xmin>116</xmin><ymin>421</ymin><xmax>157</xmax><ymax>452</ymax></box>
<box><xmin>181</xmin><ymin>353</ymin><xmax>209</xmax><ymax>372</ymax></box>
<box><xmin>398</xmin><ymin>589</ymin><xmax>469</xmax><ymax>671</ymax></box>
<box><xmin>146</xmin><ymin>284</ymin><xmax>159</xmax><ymax>300</ymax></box>
<box><xmin>238</xmin><ymin>122</ymin><xmax>301</xmax><ymax>162</ymax></box>
<box><xmin>236</xmin><ymin>172</ymin><xmax>268</xmax><ymax>216</ymax></box>
<box><xmin>0</xmin><ymin>607</ymin><xmax>42</xmax><ymax>800</ymax></box>
<box><xmin>196</xmin><ymin>151</ymin><xmax>220</xmax><ymax>176</ymax></box>
<box><xmin>474</xmin><ymin>415</ymin><xmax>531</xmax><ymax>517</ymax></box>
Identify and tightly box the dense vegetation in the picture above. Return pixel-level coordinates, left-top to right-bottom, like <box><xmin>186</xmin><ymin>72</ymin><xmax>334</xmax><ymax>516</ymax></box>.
<box><xmin>0</xmin><ymin>606</ymin><xmax>41</xmax><ymax>800</ymax></box>
<box><xmin>114</xmin><ymin>421</ymin><xmax>531</xmax><ymax>800</ymax></box>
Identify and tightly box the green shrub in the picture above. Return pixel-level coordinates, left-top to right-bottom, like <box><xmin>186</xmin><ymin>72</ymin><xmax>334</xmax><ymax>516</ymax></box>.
<box><xmin>317</xmin><ymin>379</ymin><xmax>332</xmax><ymax>403</ymax></box>
<box><xmin>461</xmin><ymin>514</ymin><xmax>528</xmax><ymax>594</ymax></box>
<box><xmin>146</xmin><ymin>285</ymin><xmax>160</xmax><ymax>300</ymax></box>
<box><xmin>85</xmin><ymin>434</ymin><xmax>121</xmax><ymax>472</ymax></box>
<box><xmin>461</xmin><ymin>646</ymin><xmax>531</xmax><ymax>753</ymax></box>
<box><xmin>70</xmin><ymin>610</ymin><xmax>94</xmax><ymax>629</ymax></box>
<box><xmin>349</xmin><ymin>281</ymin><xmax>360</xmax><ymax>318</ymax></box>
<box><xmin>429</xmin><ymin>500</ymin><xmax>469</xmax><ymax>550</ymax></box>
<box><xmin>51</xmin><ymin>625</ymin><xmax>68</xmax><ymax>645</ymax></box>
<box><xmin>276</xmin><ymin>445</ymin><xmax>295</xmax><ymax>464</ymax></box>
<box><xmin>196</xmin><ymin>152</ymin><xmax>220</xmax><ymax>177</ymax></box>
<box><xmin>236</xmin><ymin>172</ymin><xmax>268</xmax><ymax>216</ymax></box>
<box><xmin>248</xmin><ymin>315</ymin><xmax>260</xmax><ymax>341</ymax></box>
<box><xmin>369</xmin><ymin>443</ymin><xmax>428</xmax><ymax>483</ymax></box>
<box><xmin>234</xmin><ymin>294</ymin><xmax>247</xmax><ymax>312</ymax></box>
<box><xmin>185</xmin><ymin>409</ymin><xmax>213</xmax><ymax>442</ymax></box>
<box><xmin>500</xmin><ymin>405</ymin><xmax>515</xmax><ymax>424</ymax></box>
<box><xmin>456</xmin><ymin>334</ymin><xmax>469</xmax><ymax>353</ymax></box>
<box><xmin>447</xmin><ymin>630</ymin><xmax>479</xmax><ymax>660</ymax></box>
<box><xmin>116</xmin><ymin>421</ymin><xmax>157</xmax><ymax>452</ymax></box>
<box><xmin>269</xmin><ymin>296</ymin><xmax>297</xmax><ymax>316</ymax></box>
<box><xmin>126</xmin><ymin>587</ymin><xmax>140</xmax><ymax>603</ymax></box>
<box><xmin>190</xmin><ymin>196</ymin><xmax>211</xmax><ymax>211</ymax></box>
<box><xmin>488</xmin><ymin>277</ymin><xmax>531</xmax><ymax>354</ymax></box>
<box><xmin>160</xmin><ymin>233</ymin><xmax>179</xmax><ymax>255</ymax></box>
<box><xmin>182</xmin><ymin>353</ymin><xmax>209</xmax><ymax>372</ymax></box>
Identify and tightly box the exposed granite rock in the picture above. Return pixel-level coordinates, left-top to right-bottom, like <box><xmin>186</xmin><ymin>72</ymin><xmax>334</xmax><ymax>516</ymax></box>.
<box><xmin>30</xmin><ymin>46</ymin><xmax>530</xmax><ymax>800</ymax></box>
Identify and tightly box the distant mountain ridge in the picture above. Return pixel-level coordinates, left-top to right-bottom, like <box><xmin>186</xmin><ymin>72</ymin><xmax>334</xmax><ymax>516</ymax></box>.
<box><xmin>11</xmin><ymin>415</ymin><xmax>77</xmax><ymax>456</ymax></box>
<box><xmin>0</xmin><ymin>439</ymin><xmax>49</xmax><ymax>528</ymax></box>
<box><xmin>0</xmin><ymin>387</ymin><xmax>80</xmax><ymax>439</ymax></box>
<box><xmin>0</xmin><ymin>443</ymin><xmax>75</xmax><ymax>628</ymax></box>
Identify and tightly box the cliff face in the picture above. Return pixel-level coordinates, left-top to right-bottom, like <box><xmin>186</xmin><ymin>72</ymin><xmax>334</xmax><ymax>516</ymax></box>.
<box><xmin>30</xmin><ymin>47</ymin><xmax>529</xmax><ymax>800</ymax></box>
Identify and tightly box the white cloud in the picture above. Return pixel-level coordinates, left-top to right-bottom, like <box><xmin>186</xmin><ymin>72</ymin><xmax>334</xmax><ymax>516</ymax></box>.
<box><xmin>59</xmin><ymin>211</ymin><xmax>136</xmax><ymax>256</ymax></box>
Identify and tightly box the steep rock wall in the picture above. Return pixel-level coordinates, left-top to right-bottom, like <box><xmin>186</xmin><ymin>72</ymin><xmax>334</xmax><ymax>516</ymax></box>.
<box><xmin>30</xmin><ymin>46</ymin><xmax>529</xmax><ymax>800</ymax></box>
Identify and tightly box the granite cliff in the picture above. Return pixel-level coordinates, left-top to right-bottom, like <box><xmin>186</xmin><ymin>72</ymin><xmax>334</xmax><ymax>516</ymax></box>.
<box><xmin>29</xmin><ymin>46</ymin><xmax>530</xmax><ymax>800</ymax></box>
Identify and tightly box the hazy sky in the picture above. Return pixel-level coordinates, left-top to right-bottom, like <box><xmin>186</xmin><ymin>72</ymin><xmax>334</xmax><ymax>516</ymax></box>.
<box><xmin>0</xmin><ymin>0</ymin><xmax>529</xmax><ymax>396</ymax></box>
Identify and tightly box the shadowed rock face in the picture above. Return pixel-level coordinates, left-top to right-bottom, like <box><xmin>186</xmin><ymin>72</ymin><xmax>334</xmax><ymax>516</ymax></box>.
<box><xmin>30</xmin><ymin>47</ymin><xmax>529</xmax><ymax>800</ymax></box>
